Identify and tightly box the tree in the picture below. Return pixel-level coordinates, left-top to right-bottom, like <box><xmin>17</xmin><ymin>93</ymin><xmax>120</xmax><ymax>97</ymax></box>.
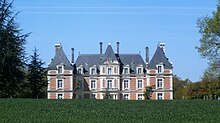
<box><xmin>173</xmin><ymin>75</ymin><xmax>191</xmax><ymax>99</ymax></box>
<box><xmin>144</xmin><ymin>86</ymin><xmax>153</xmax><ymax>100</ymax></box>
<box><xmin>26</xmin><ymin>48</ymin><xmax>47</xmax><ymax>99</ymax></box>
<box><xmin>196</xmin><ymin>0</ymin><xmax>220</xmax><ymax>78</ymax></box>
<box><xmin>0</xmin><ymin>0</ymin><xmax>29</xmax><ymax>98</ymax></box>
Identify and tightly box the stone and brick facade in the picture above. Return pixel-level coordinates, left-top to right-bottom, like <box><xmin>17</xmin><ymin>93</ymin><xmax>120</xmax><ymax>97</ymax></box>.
<box><xmin>47</xmin><ymin>42</ymin><xmax>173</xmax><ymax>100</ymax></box>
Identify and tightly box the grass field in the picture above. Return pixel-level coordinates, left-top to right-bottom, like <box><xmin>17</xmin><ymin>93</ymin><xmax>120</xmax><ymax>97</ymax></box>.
<box><xmin>0</xmin><ymin>99</ymin><xmax>220</xmax><ymax>123</ymax></box>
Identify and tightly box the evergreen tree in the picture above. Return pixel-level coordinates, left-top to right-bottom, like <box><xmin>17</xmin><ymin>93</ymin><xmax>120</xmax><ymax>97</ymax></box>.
<box><xmin>26</xmin><ymin>48</ymin><xmax>47</xmax><ymax>99</ymax></box>
<box><xmin>0</xmin><ymin>0</ymin><xmax>29</xmax><ymax>98</ymax></box>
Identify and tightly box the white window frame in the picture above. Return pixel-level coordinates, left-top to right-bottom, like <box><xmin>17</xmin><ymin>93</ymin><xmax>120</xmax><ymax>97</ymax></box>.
<box><xmin>137</xmin><ymin>80</ymin><xmax>143</xmax><ymax>89</ymax></box>
<box><xmin>57</xmin><ymin>93</ymin><xmax>64</xmax><ymax>99</ymax></box>
<box><xmin>90</xmin><ymin>80</ymin><xmax>96</xmax><ymax>89</ymax></box>
<box><xmin>157</xmin><ymin>64</ymin><xmax>164</xmax><ymax>74</ymax></box>
<box><xmin>123</xmin><ymin>79</ymin><xmax>130</xmax><ymax>90</ymax></box>
<box><xmin>107</xmin><ymin>80</ymin><xmax>112</xmax><ymax>88</ymax></box>
<box><xmin>137</xmin><ymin>67</ymin><xmax>143</xmax><ymax>74</ymax></box>
<box><xmin>157</xmin><ymin>78</ymin><xmax>163</xmax><ymax>89</ymax></box>
<box><xmin>157</xmin><ymin>92</ymin><xmax>164</xmax><ymax>100</ymax></box>
<box><xmin>123</xmin><ymin>93</ymin><xmax>130</xmax><ymax>100</ymax></box>
<box><xmin>90</xmin><ymin>67</ymin><xmax>96</xmax><ymax>75</ymax></box>
<box><xmin>137</xmin><ymin>93</ymin><xmax>143</xmax><ymax>100</ymax></box>
<box><xmin>123</xmin><ymin>67</ymin><xmax>129</xmax><ymax>74</ymax></box>
<box><xmin>77</xmin><ymin>67</ymin><xmax>83</xmax><ymax>74</ymax></box>
<box><xmin>57</xmin><ymin>65</ymin><xmax>64</xmax><ymax>74</ymax></box>
<box><xmin>107</xmin><ymin>67</ymin><xmax>112</xmax><ymax>75</ymax></box>
<box><xmin>57</xmin><ymin>79</ymin><xmax>63</xmax><ymax>89</ymax></box>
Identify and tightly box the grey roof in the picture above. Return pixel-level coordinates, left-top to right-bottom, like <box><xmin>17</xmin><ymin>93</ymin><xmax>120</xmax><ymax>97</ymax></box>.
<box><xmin>48</xmin><ymin>48</ymin><xmax>72</xmax><ymax>70</ymax></box>
<box><xmin>119</xmin><ymin>54</ymin><xmax>146</xmax><ymax>74</ymax></box>
<box><xmin>148</xmin><ymin>46</ymin><xmax>173</xmax><ymax>69</ymax></box>
<box><xmin>104</xmin><ymin>45</ymin><xmax>118</xmax><ymax>61</ymax></box>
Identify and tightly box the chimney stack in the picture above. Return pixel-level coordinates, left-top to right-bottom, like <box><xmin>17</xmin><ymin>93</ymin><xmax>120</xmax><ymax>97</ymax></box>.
<box><xmin>100</xmin><ymin>42</ymin><xmax>103</xmax><ymax>55</ymax></box>
<box><xmin>71</xmin><ymin>48</ymin><xmax>74</xmax><ymax>64</ymax></box>
<box><xmin>116</xmin><ymin>42</ymin><xmax>120</xmax><ymax>54</ymax></box>
<box><xmin>145</xmin><ymin>47</ymin><xmax>149</xmax><ymax>63</ymax></box>
<box><xmin>55</xmin><ymin>43</ymin><xmax>61</xmax><ymax>53</ymax></box>
<box><xmin>159</xmin><ymin>43</ymin><xmax>165</xmax><ymax>53</ymax></box>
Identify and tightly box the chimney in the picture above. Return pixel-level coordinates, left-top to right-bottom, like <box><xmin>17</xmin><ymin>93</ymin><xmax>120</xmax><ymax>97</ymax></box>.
<box><xmin>100</xmin><ymin>42</ymin><xmax>103</xmax><ymax>55</ymax></box>
<box><xmin>71</xmin><ymin>48</ymin><xmax>74</xmax><ymax>64</ymax></box>
<box><xmin>55</xmin><ymin>43</ymin><xmax>61</xmax><ymax>53</ymax></box>
<box><xmin>116</xmin><ymin>42</ymin><xmax>120</xmax><ymax>54</ymax></box>
<box><xmin>145</xmin><ymin>47</ymin><xmax>149</xmax><ymax>63</ymax></box>
<box><xmin>159</xmin><ymin>43</ymin><xmax>165</xmax><ymax>53</ymax></box>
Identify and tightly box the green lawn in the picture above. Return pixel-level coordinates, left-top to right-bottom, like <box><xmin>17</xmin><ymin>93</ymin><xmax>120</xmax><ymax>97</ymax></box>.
<box><xmin>0</xmin><ymin>99</ymin><xmax>220</xmax><ymax>123</ymax></box>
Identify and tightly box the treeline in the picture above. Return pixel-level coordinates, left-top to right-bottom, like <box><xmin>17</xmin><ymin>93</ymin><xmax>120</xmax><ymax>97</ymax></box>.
<box><xmin>174</xmin><ymin>72</ymin><xmax>220</xmax><ymax>100</ymax></box>
<box><xmin>0</xmin><ymin>0</ymin><xmax>47</xmax><ymax>98</ymax></box>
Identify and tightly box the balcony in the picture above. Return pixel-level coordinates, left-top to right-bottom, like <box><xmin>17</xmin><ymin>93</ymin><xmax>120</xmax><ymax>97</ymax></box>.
<box><xmin>100</xmin><ymin>88</ymin><xmax>119</xmax><ymax>92</ymax></box>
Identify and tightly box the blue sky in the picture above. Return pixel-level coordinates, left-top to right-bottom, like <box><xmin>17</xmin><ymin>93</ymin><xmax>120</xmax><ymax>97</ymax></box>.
<box><xmin>14</xmin><ymin>0</ymin><xmax>217</xmax><ymax>82</ymax></box>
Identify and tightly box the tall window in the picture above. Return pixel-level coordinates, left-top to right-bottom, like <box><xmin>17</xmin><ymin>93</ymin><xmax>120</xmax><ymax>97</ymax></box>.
<box><xmin>137</xmin><ymin>80</ymin><xmax>142</xmax><ymax>89</ymax></box>
<box><xmin>124</xmin><ymin>80</ymin><xmax>129</xmax><ymax>89</ymax></box>
<box><xmin>58</xmin><ymin>66</ymin><xmax>63</xmax><ymax>74</ymax></box>
<box><xmin>107</xmin><ymin>80</ymin><xmax>112</xmax><ymax>88</ymax></box>
<box><xmin>157</xmin><ymin>79</ymin><xmax>163</xmax><ymax>88</ymax></box>
<box><xmin>57</xmin><ymin>94</ymin><xmax>63</xmax><ymax>99</ymax></box>
<box><xmin>108</xmin><ymin>68</ymin><xmax>112</xmax><ymax>74</ymax></box>
<box><xmin>91</xmin><ymin>80</ymin><xmax>96</xmax><ymax>89</ymax></box>
<box><xmin>124</xmin><ymin>94</ymin><xmax>129</xmax><ymax>100</ymax></box>
<box><xmin>137</xmin><ymin>68</ymin><xmax>142</xmax><ymax>74</ymax></box>
<box><xmin>124</xmin><ymin>67</ymin><xmax>129</xmax><ymax>74</ymax></box>
<box><xmin>157</xmin><ymin>65</ymin><xmax>162</xmax><ymax>73</ymax></box>
<box><xmin>57</xmin><ymin>80</ymin><xmax>63</xmax><ymax>88</ymax></box>
<box><xmin>157</xmin><ymin>93</ymin><xmax>163</xmax><ymax>100</ymax></box>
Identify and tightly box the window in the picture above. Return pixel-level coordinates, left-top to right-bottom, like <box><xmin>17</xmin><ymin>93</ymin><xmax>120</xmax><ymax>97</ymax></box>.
<box><xmin>91</xmin><ymin>80</ymin><xmax>96</xmax><ymax>89</ymax></box>
<box><xmin>137</xmin><ymin>68</ymin><xmax>142</xmax><ymax>74</ymax></box>
<box><xmin>124</xmin><ymin>67</ymin><xmax>129</xmax><ymax>74</ymax></box>
<box><xmin>91</xmin><ymin>68</ymin><xmax>96</xmax><ymax>75</ymax></box>
<box><xmin>138</xmin><ymin>94</ymin><xmax>143</xmax><ymax>100</ymax></box>
<box><xmin>157</xmin><ymin>93</ymin><xmax>163</xmax><ymax>100</ymax></box>
<box><xmin>124</xmin><ymin>94</ymin><xmax>129</xmax><ymax>100</ymax></box>
<box><xmin>124</xmin><ymin>80</ymin><xmax>129</xmax><ymax>89</ymax></box>
<box><xmin>57</xmin><ymin>80</ymin><xmax>63</xmax><ymax>88</ymax></box>
<box><xmin>157</xmin><ymin>79</ymin><xmax>163</xmax><ymax>88</ymax></box>
<box><xmin>107</xmin><ymin>80</ymin><xmax>112</xmax><ymax>88</ymax></box>
<box><xmin>57</xmin><ymin>94</ymin><xmax>63</xmax><ymax>99</ymax></box>
<box><xmin>78</xmin><ymin>68</ymin><xmax>82</xmax><ymax>74</ymax></box>
<box><xmin>157</xmin><ymin>65</ymin><xmax>163</xmax><ymax>73</ymax></box>
<box><xmin>108</xmin><ymin>68</ymin><xmax>112</xmax><ymax>74</ymax></box>
<box><xmin>58</xmin><ymin>66</ymin><xmax>63</xmax><ymax>74</ymax></box>
<box><xmin>137</xmin><ymin>80</ymin><xmax>142</xmax><ymax>89</ymax></box>
<box><xmin>91</xmin><ymin>94</ymin><xmax>96</xmax><ymax>99</ymax></box>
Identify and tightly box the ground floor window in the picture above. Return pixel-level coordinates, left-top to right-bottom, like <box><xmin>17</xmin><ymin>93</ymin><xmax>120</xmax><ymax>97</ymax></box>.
<box><xmin>123</xmin><ymin>94</ymin><xmax>129</xmax><ymax>100</ymax></box>
<box><xmin>91</xmin><ymin>94</ymin><xmax>96</xmax><ymax>99</ymax></box>
<box><xmin>57</xmin><ymin>94</ymin><xmax>63</xmax><ymax>99</ymax></box>
<box><xmin>157</xmin><ymin>93</ymin><xmax>163</xmax><ymax>100</ymax></box>
<box><xmin>138</xmin><ymin>94</ymin><xmax>143</xmax><ymax>100</ymax></box>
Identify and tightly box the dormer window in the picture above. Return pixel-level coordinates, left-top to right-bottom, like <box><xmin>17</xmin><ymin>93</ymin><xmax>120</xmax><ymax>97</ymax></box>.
<box><xmin>123</xmin><ymin>67</ymin><xmax>129</xmax><ymax>74</ymax></box>
<box><xmin>57</xmin><ymin>65</ymin><xmax>63</xmax><ymax>74</ymax></box>
<box><xmin>137</xmin><ymin>68</ymin><xmax>142</xmax><ymax>74</ymax></box>
<box><xmin>157</xmin><ymin>64</ymin><xmax>164</xmax><ymax>73</ymax></box>
<box><xmin>90</xmin><ymin>68</ymin><xmax>96</xmax><ymax>75</ymax></box>
<box><xmin>77</xmin><ymin>68</ymin><xmax>82</xmax><ymax>74</ymax></box>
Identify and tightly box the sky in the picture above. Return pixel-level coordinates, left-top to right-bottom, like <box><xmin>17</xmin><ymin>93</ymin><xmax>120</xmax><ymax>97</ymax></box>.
<box><xmin>13</xmin><ymin>0</ymin><xmax>217</xmax><ymax>82</ymax></box>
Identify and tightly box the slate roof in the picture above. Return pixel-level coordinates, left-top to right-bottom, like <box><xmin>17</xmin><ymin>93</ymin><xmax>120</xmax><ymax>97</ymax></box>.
<box><xmin>48</xmin><ymin>47</ymin><xmax>72</xmax><ymax>70</ymax></box>
<box><xmin>75</xmin><ymin>45</ymin><xmax>146</xmax><ymax>74</ymax></box>
<box><xmin>148</xmin><ymin>46</ymin><xmax>173</xmax><ymax>69</ymax></box>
